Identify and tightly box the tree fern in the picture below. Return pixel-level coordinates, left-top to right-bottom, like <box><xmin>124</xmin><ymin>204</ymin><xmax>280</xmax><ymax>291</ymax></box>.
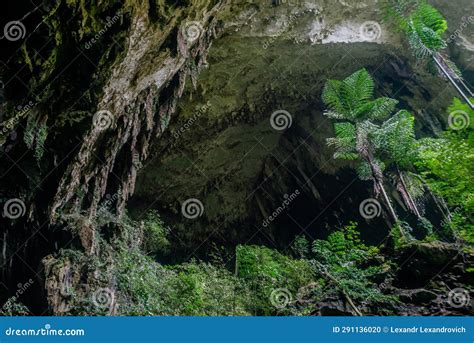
<box><xmin>375</xmin><ymin>110</ymin><xmax>418</xmax><ymax>168</ymax></box>
<box><xmin>322</xmin><ymin>80</ymin><xmax>346</xmax><ymax>115</ymax></box>
<box><xmin>322</xmin><ymin>68</ymin><xmax>423</xmax><ymax>223</ymax></box>
<box><xmin>362</xmin><ymin>97</ymin><xmax>399</xmax><ymax>120</ymax></box>
<box><xmin>387</xmin><ymin>0</ymin><xmax>447</xmax><ymax>58</ymax></box>
<box><xmin>328</xmin><ymin>122</ymin><xmax>358</xmax><ymax>160</ymax></box>
<box><xmin>343</xmin><ymin>68</ymin><xmax>374</xmax><ymax>109</ymax></box>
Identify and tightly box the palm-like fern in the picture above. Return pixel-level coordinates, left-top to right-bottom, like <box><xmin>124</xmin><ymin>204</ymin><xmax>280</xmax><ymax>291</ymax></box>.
<box><xmin>374</xmin><ymin>110</ymin><xmax>425</xmax><ymax>217</ymax></box>
<box><xmin>322</xmin><ymin>70</ymin><xmax>398</xmax><ymax>122</ymax></box>
<box><xmin>386</xmin><ymin>0</ymin><xmax>473</xmax><ymax>109</ymax></box>
<box><xmin>323</xmin><ymin>69</ymin><xmax>429</xmax><ymax>222</ymax></box>
<box><xmin>374</xmin><ymin>110</ymin><xmax>418</xmax><ymax>168</ymax></box>
<box><xmin>386</xmin><ymin>0</ymin><xmax>447</xmax><ymax>58</ymax></box>
<box><xmin>323</xmin><ymin>69</ymin><xmax>399</xmax><ymax>222</ymax></box>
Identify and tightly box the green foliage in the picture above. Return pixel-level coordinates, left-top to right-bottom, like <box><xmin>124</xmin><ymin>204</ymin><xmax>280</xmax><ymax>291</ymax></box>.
<box><xmin>312</xmin><ymin>222</ymin><xmax>380</xmax><ymax>265</ymax></box>
<box><xmin>164</xmin><ymin>263</ymin><xmax>251</xmax><ymax>316</ymax></box>
<box><xmin>311</xmin><ymin>223</ymin><xmax>394</xmax><ymax>305</ymax></box>
<box><xmin>290</xmin><ymin>235</ymin><xmax>310</xmax><ymax>259</ymax></box>
<box><xmin>390</xmin><ymin>222</ymin><xmax>406</xmax><ymax>249</ymax></box>
<box><xmin>142</xmin><ymin>210</ymin><xmax>171</xmax><ymax>255</ymax></box>
<box><xmin>236</xmin><ymin>245</ymin><xmax>314</xmax><ymax>315</ymax></box>
<box><xmin>322</xmin><ymin>69</ymin><xmax>398</xmax><ymax>122</ymax></box>
<box><xmin>24</xmin><ymin>120</ymin><xmax>48</xmax><ymax>163</ymax></box>
<box><xmin>52</xmin><ymin>214</ymin><xmax>404</xmax><ymax>316</ymax></box>
<box><xmin>374</xmin><ymin>110</ymin><xmax>418</xmax><ymax>168</ymax></box>
<box><xmin>385</xmin><ymin>0</ymin><xmax>447</xmax><ymax>58</ymax></box>
<box><xmin>115</xmin><ymin>248</ymin><xmax>252</xmax><ymax>316</ymax></box>
<box><xmin>419</xmin><ymin>216</ymin><xmax>435</xmax><ymax>238</ymax></box>
<box><xmin>416</xmin><ymin>98</ymin><xmax>474</xmax><ymax>245</ymax></box>
<box><xmin>323</xmin><ymin>69</ymin><xmax>417</xmax><ymax>183</ymax></box>
<box><xmin>323</xmin><ymin>69</ymin><xmax>428</xmax><ymax>223</ymax></box>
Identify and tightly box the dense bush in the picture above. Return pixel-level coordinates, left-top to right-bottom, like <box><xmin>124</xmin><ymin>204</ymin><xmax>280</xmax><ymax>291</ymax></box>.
<box><xmin>142</xmin><ymin>210</ymin><xmax>171</xmax><ymax>256</ymax></box>
<box><xmin>236</xmin><ymin>245</ymin><xmax>315</xmax><ymax>315</ymax></box>
<box><xmin>311</xmin><ymin>223</ymin><xmax>393</xmax><ymax>305</ymax></box>
<box><xmin>416</xmin><ymin>98</ymin><xmax>474</xmax><ymax>246</ymax></box>
<box><xmin>116</xmin><ymin>247</ymin><xmax>252</xmax><ymax>316</ymax></box>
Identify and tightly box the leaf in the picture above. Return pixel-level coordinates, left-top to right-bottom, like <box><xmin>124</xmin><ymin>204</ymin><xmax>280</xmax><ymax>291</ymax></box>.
<box><xmin>342</xmin><ymin>68</ymin><xmax>374</xmax><ymax>114</ymax></box>
<box><xmin>327</xmin><ymin>122</ymin><xmax>358</xmax><ymax>161</ymax></box>
<box><xmin>322</xmin><ymin>80</ymin><xmax>346</xmax><ymax>114</ymax></box>
<box><xmin>364</xmin><ymin>97</ymin><xmax>399</xmax><ymax>120</ymax></box>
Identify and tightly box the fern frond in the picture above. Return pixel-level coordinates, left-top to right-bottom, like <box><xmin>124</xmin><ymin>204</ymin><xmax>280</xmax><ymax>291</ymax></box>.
<box><xmin>327</xmin><ymin>122</ymin><xmax>358</xmax><ymax>160</ymax></box>
<box><xmin>343</xmin><ymin>68</ymin><xmax>374</xmax><ymax>111</ymax></box>
<box><xmin>361</xmin><ymin>97</ymin><xmax>398</xmax><ymax>120</ymax></box>
<box><xmin>323</xmin><ymin>110</ymin><xmax>345</xmax><ymax>120</ymax></box>
<box><xmin>322</xmin><ymin>80</ymin><xmax>346</xmax><ymax>114</ymax></box>
<box><xmin>412</xmin><ymin>3</ymin><xmax>447</xmax><ymax>36</ymax></box>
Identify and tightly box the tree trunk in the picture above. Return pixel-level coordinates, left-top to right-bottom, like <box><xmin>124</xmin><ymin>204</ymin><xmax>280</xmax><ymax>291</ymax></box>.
<box><xmin>377</xmin><ymin>179</ymin><xmax>399</xmax><ymax>223</ymax></box>
<box><xmin>427</xmin><ymin>188</ymin><xmax>451</xmax><ymax>223</ymax></box>
<box><xmin>397</xmin><ymin>168</ymin><xmax>422</xmax><ymax>219</ymax></box>
<box><xmin>432</xmin><ymin>53</ymin><xmax>474</xmax><ymax>110</ymax></box>
<box><xmin>365</xmin><ymin>154</ymin><xmax>399</xmax><ymax>224</ymax></box>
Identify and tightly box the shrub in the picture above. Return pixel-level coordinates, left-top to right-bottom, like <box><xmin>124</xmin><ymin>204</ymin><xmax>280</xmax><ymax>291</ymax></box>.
<box><xmin>236</xmin><ymin>245</ymin><xmax>314</xmax><ymax>315</ymax></box>
<box><xmin>115</xmin><ymin>248</ymin><xmax>251</xmax><ymax>316</ymax></box>
<box><xmin>142</xmin><ymin>210</ymin><xmax>171</xmax><ymax>255</ymax></box>
<box><xmin>311</xmin><ymin>223</ymin><xmax>393</xmax><ymax>305</ymax></box>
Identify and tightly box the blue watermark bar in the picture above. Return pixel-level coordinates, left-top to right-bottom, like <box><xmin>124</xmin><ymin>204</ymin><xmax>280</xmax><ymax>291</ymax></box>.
<box><xmin>0</xmin><ymin>316</ymin><xmax>473</xmax><ymax>343</ymax></box>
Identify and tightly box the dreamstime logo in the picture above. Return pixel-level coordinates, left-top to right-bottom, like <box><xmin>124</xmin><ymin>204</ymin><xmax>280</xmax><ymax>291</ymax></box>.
<box><xmin>173</xmin><ymin>101</ymin><xmax>211</xmax><ymax>141</ymax></box>
<box><xmin>3</xmin><ymin>21</ymin><xmax>26</xmax><ymax>41</ymax></box>
<box><xmin>181</xmin><ymin>198</ymin><xmax>204</xmax><ymax>219</ymax></box>
<box><xmin>3</xmin><ymin>198</ymin><xmax>26</xmax><ymax>219</ymax></box>
<box><xmin>93</xmin><ymin>110</ymin><xmax>114</xmax><ymax>131</ymax></box>
<box><xmin>96</xmin><ymin>190</ymin><xmax>124</xmax><ymax>220</ymax></box>
<box><xmin>262</xmin><ymin>189</ymin><xmax>300</xmax><ymax>228</ymax></box>
<box><xmin>446</xmin><ymin>16</ymin><xmax>474</xmax><ymax>44</ymax></box>
<box><xmin>182</xmin><ymin>21</ymin><xmax>203</xmax><ymax>44</ymax></box>
<box><xmin>0</xmin><ymin>100</ymin><xmax>36</xmax><ymax>136</ymax></box>
<box><xmin>1</xmin><ymin>279</ymin><xmax>34</xmax><ymax>312</ymax></box>
<box><xmin>360</xmin><ymin>21</ymin><xmax>382</xmax><ymax>42</ymax></box>
<box><xmin>84</xmin><ymin>12</ymin><xmax>122</xmax><ymax>49</ymax></box>
<box><xmin>359</xmin><ymin>198</ymin><xmax>381</xmax><ymax>219</ymax></box>
<box><xmin>448</xmin><ymin>110</ymin><xmax>470</xmax><ymax>131</ymax></box>
<box><xmin>270</xmin><ymin>110</ymin><xmax>292</xmax><ymax>131</ymax></box>
<box><xmin>448</xmin><ymin>288</ymin><xmax>470</xmax><ymax>308</ymax></box>
<box><xmin>270</xmin><ymin>288</ymin><xmax>292</xmax><ymax>309</ymax></box>
<box><xmin>92</xmin><ymin>288</ymin><xmax>115</xmax><ymax>309</ymax></box>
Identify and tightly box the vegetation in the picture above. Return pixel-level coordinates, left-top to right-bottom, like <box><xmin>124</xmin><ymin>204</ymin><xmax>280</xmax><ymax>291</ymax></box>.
<box><xmin>1</xmin><ymin>0</ymin><xmax>472</xmax><ymax>319</ymax></box>
<box><xmin>385</xmin><ymin>0</ymin><xmax>447</xmax><ymax>58</ymax></box>
<box><xmin>116</xmin><ymin>248</ymin><xmax>253</xmax><ymax>316</ymax></box>
<box><xmin>310</xmin><ymin>223</ymin><xmax>395</xmax><ymax>311</ymax></box>
<box><xmin>236</xmin><ymin>245</ymin><xmax>315</xmax><ymax>315</ymax></box>
<box><xmin>322</xmin><ymin>68</ymin><xmax>424</xmax><ymax>224</ymax></box>
<box><xmin>0</xmin><ymin>297</ymin><xmax>30</xmax><ymax>316</ymax></box>
<box><xmin>385</xmin><ymin>0</ymin><xmax>471</xmax><ymax>107</ymax></box>
<box><xmin>142</xmin><ymin>210</ymin><xmax>171</xmax><ymax>256</ymax></box>
<box><xmin>83</xmin><ymin>67</ymin><xmax>472</xmax><ymax>318</ymax></box>
<box><xmin>109</xmin><ymin>221</ymin><xmax>397</xmax><ymax>316</ymax></box>
<box><xmin>323</xmin><ymin>69</ymin><xmax>473</xmax><ymax>248</ymax></box>
<box><xmin>416</xmin><ymin>98</ymin><xmax>474</xmax><ymax>245</ymax></box>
